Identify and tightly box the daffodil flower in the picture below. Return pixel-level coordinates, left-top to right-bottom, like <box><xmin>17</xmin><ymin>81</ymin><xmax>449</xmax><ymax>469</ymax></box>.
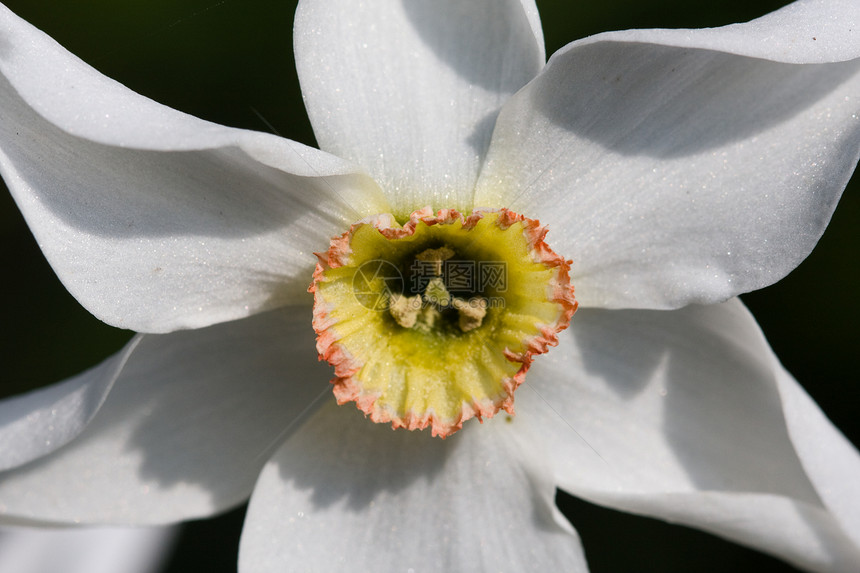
<box><xmin>0</xmin><ymin>0</ymin><xmax>858</xmax><ymax>571</ymax></box>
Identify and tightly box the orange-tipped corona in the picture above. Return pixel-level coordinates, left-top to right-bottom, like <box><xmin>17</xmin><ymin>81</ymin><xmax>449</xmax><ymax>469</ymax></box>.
<box><xmin>309</xmin><ymin>207</ymin><xmax>577</xmax><ymax>437</ymax></box>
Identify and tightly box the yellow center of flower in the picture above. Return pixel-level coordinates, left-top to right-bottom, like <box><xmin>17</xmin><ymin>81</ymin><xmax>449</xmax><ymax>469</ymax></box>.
<box><xmin>310</xmin><ymin>207</ymin><xmax>576</xmax><ymax>437</ymax></box>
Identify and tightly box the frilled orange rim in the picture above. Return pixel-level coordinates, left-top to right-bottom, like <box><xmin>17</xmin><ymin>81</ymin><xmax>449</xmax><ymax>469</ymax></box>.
<box><xmin>309</xmin><ymin>206</ymin><xmax>577</xmax><ymax>438</ymax></box>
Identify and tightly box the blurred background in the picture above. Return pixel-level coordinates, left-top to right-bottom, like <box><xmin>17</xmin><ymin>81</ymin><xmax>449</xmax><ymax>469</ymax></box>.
<box><xmin>0</xmin><ymin>0</ymin><xmax>856</xmax><ymax>571</ymax></box>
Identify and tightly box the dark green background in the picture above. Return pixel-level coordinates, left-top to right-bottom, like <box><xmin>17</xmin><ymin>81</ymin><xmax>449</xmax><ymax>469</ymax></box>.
<box><xmin>0</xmin><ymin>1</ymin><xmax>856</xmax><ymax>571</ymax></box>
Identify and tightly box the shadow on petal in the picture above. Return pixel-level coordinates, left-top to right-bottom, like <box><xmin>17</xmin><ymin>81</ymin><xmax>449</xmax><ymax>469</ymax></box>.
<box><xmin>119</xmin><ymin>309</ymin><xmax>332</xmax><ymax>503</ymax></box>
<box><xmin>273</xmin><ymin>402</ymin><xmax>453</xmax><ymax>511</ymax></box>
<box><xmin>0</xmin><ymin>72</ymin><xmax>356</xmax><ymax>242</ymax></box>
<box><xmin>401</xmin><ymin>0</ymin><xmax>541</xmax><ymax>92</ymax></box>
<box><xmin>0</xmin><ymin>308</ymin><xmax>334</xmax><ymax>524</ymax></box>
<box><xmin>661</xmin><ymin>340</ymin><xmax>819</xmax><ymax>500</ymax></box>
<box><xmin>574</xmin><ymin>308</ymin><xmax>667</xmax><ymax>400</ymax></box>
<box><xmin>241</xmin><ymin>406</ymin><xmax>589</xmax><ymax>572</ymax></box>
<box><xmin>533</xmin><ymin>42</ymin><xmax>858</xmax><ymax>159</ymax></box>
<box><xmin>466</xmin><ymin>109</ymin><xmax>503</xmax><ymax>160</ymax></box>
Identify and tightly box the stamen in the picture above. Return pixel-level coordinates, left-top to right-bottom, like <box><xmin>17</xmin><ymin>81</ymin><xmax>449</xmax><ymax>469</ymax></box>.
<box><xmin>415</xmin><ymin>246</ymin><xmax>455</xmax><ymax>276</ymax></box>
<box><xmin>452</xmin><ymin>297</ymin><xmax>487</xmax><ymax>332</ymax></box>
<box><xmin>388</xmin><ymin>292</ymin><xmax>423</xmax><ymax>328</ymax></box>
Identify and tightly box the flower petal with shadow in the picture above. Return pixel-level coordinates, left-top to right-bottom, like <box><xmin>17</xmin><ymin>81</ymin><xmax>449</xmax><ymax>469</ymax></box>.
<box><xmin>239</xmin><ymin>401</ymin><xmax>587</xmax><ymax>572</ymax></box>
<box><xmin>0</xmin><ymin>4</ymin><xmax>388</xmax><ymax>333</ymax></box>
<box><xmin>518</xmin><ymin>300</ymin><xmax>860</xmax><ymax>570</ymax></box>
<box><xmin>294</xmin><ymin>0</ymin><xmax>543</xmax><ymax>213</ymax></box>
<box><xmin>0</xmin><ymin>307</ymin><xmax>331</xmax><ymax>525</ymax></box>
<box><xmin>475</xmin><ymin>6</ymin><xmax>860</xmax><ymax>311</ymax></box>
<box><xmin>0</xmin><ymin>337</ymin><xmax>139</xmax><ymax>471</ymax></box>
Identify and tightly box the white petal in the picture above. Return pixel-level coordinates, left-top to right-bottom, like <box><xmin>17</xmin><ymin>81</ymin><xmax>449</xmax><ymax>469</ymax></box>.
<box><xmin>475</xmin><ymin>5</ymin><xmax>860</xmax><ymax>309</ymax></box>
<box><xmin>0</xmin><ymin>337</ymin><xmax>139</xmax><ymax>472</ymax></box>
<box><xmin>576</xmin><ymin>0</ymin><xmax>860</xmax><ymax>65</ymax></box>
<box><xmin>580</xmin><ymin>490</ymin><xmax>858</xmax><ymax>571</ymax></box>
<box><xmin>0</xmin><ymin>4</ymin><xmax>388</xmax><ymax>333</ymax></box>
<box><xmin>776</xmin><ymin>367</ymin><xmax>860</xmax><ymax>547</ymax></box>
<box><xmin>239</xmin><ymin>403</ymin><xmax>587</xmax><ymax>573</ymax></box>
<box><xmin>517</xmin><ymin>300</ymin><xmax>860</xmax><ymax>570</ymax></box>
<box><xmin>0</xmin><ymin>525</ymin><xmax>176</xmax><ymax>573</ymax></box>
<box><xmin>294</xmin><ymin>0</ymin><xmax>544</xmax><ymax>213</ymax></box>
<box><xmin>0</xmin><ymin>307</ymin><xmax>332</xmax><ymax>525</ymax></box>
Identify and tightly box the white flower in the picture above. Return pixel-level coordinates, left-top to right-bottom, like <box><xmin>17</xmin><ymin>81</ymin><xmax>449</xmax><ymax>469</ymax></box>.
<box><xmin>0</xmin><ymin>0</ymin><xmax>858</xmax><ymax>571</ymax></box>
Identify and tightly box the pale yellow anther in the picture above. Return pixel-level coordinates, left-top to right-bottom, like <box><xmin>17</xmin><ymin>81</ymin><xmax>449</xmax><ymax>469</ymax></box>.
<box><xmin>415</xmin><ymin>246</ymin><xmax>455</xmax><ymax>276</ymax></box>
<box><xmin>388</xmin><ymin>292</ymin><xmax>423</xmax><ymax>328</ymax></box>
<box><xmin>453</xmin><ymin>297</ymin><xmax>488</xmax><ymax>332</ymax></box>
